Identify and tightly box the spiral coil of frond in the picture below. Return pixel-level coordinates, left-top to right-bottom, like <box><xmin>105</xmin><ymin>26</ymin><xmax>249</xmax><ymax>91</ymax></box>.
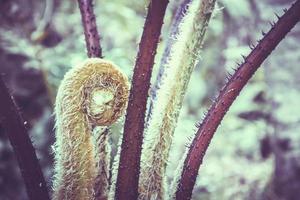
<box><xmin>53</xmin><ymin>58</ymin><xmax>129</xmax><ymax>200</ymax></box>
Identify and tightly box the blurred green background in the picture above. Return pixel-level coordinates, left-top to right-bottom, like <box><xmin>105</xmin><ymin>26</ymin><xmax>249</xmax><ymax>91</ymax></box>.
<box><xmin>0</xmin><ymin>0</ymin><xmax>300</xmax><ymax>199</ymax></box>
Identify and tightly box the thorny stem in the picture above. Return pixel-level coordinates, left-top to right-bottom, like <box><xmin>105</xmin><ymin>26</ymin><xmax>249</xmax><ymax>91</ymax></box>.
<box><xmin>78</xmin><ymin>0</ymin><xmax>102</xmax><ymax>58</ymax></box>
<box><xmin>175</xmin><ymin>1</ymin><xmax>300</xmax><ymax>199</ymax></box>
<box><xmin>0</xmin><ymin>77</ymin><xmax>50</xmax><ymax>200</ymax></box>
<box><xmin>115</xmin><ymin>0</ymin><xmax>169</xmax><ymax>199</ymax></box>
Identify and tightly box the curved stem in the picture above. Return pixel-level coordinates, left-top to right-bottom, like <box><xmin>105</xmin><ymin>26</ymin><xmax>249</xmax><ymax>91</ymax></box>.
<box><xmin>78</xmin><ymin>0</ymin><xmax>102</xmax><ymax>58</ymax></box>
<box><xmin>115</xmin><ymin>0</ymin><xmax>169</xmax><ymax>199</ymax></box>
<box><xmin>175</xmin><ymin>1</ymin><xmax>300</xmax><ymax>199</ymax></box>
<box><xmin>0</xmin><ymin>77</ymin><xmax>50</xmax><ymax>200</ymax></box>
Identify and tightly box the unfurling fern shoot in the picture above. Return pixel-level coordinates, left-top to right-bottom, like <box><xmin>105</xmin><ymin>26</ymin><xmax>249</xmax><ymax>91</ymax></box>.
<box><xmin>53</xmin><ymin>58</ymin><xmax>129</xmax><ymax>200</ymax></box>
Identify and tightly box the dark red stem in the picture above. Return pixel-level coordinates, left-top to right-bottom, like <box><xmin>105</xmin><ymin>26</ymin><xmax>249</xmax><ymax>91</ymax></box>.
<box><xmin>0</xmin><ymin>77</ymin><xmax>50</xmax><ymax>200</ymax></box>
<box><xmin>175</xmin><ymin>1</ymin><xmax>300</xmax><ymax>199</ymax></box>
<box><xmin>78</xmin><ymin>0</ymin><xmax>102</xmax><ymax>58</ymax></box>
<box><xmin>115</xmin><ymin>0</ymin><xmax>169</xmax><ymax>199</ymax></box>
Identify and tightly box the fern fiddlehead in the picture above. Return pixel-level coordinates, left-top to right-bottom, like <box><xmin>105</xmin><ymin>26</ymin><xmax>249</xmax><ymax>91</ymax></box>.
<box><xmin>53</xmin><ymin>58</ymin><xmax>129</xmax><ymax>200</ymax></box>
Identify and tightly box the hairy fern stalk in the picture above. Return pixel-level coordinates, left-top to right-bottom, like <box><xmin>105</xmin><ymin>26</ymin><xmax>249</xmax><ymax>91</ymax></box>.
<box><xmin>139</xmin><ymin>0</ymin><xmax>216</xmax><ymax>199</ymax></box>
